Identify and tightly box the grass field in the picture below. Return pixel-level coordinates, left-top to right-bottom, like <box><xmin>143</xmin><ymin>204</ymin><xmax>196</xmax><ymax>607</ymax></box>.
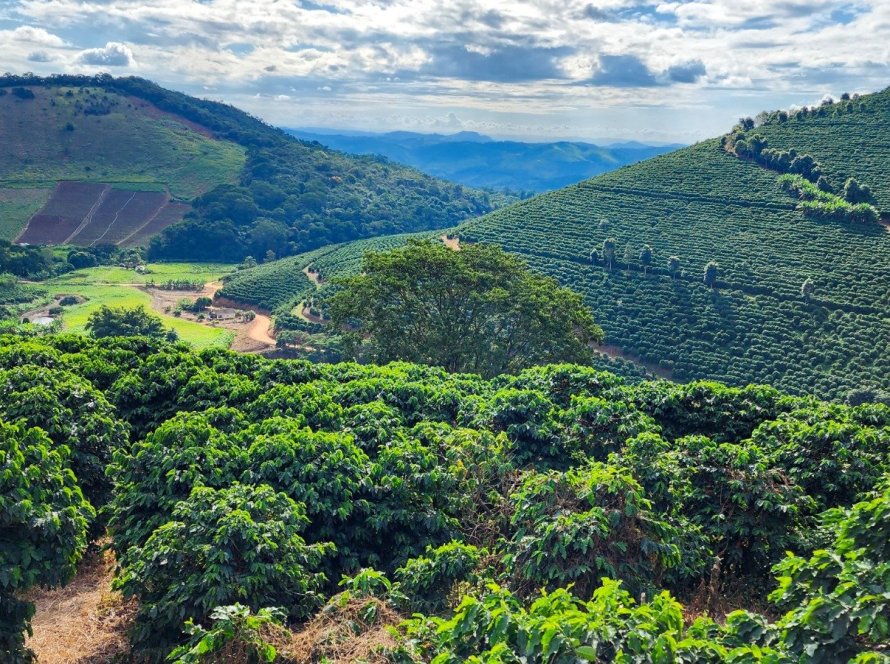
<box><xmin>0</xmin><ymin>186</ymin><xmax>52</xmax><ymax>240</ymax></box>
<box><xmin>39</xmin><ymin>263</ymin><xmax>236</xmax><ymax>349</ymax></box>
<box><xmin>0</xmin><ymin>86</ymin><xmax>246</xmax><ymax>236</ymax></box>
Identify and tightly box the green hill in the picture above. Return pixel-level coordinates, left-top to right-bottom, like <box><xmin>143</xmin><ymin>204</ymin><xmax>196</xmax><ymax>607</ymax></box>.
<box><xmin>0</xmin><ymin>75</ymin><xmax>499</xmax><ymax>253</ymax></box>
<box><xmin>229</xmin><ymin>87</ymin><xmax>890</xmax><ymax>400</ymax></box>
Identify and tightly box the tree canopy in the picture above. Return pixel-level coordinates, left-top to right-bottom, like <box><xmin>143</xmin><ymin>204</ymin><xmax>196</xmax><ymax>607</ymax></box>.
<box><xmin>85</xmin><ymin>305</ymin><xmax>171</xmax><ymax>340</ymax></box>
<box><xmin>327</xmin><ymin>241</ymin><xmax>604</xmax><ymax>376</ymax></box>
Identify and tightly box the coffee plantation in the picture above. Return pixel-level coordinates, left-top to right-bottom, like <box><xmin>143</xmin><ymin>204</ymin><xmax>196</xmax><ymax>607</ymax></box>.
<box><xmin>2</xmin><ymin>332</ymin><xmax>890</xmax><ymax>661</ymax></box>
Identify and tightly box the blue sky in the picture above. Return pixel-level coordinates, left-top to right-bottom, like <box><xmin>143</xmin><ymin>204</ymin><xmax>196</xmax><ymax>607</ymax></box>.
<box><xmin>1</xmin><ymin>1</ymin><xmax>887</xmax><ymax>142</ymax></box>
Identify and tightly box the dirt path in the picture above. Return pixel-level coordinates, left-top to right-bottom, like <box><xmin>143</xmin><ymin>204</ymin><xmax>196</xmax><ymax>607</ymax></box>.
<box><xmin>441</xmin><ymin>234</ymin><xmax>461</xmax><ymax>250</ymax></box>
<box><xmin>144</xmin><ymin>281</ymin><xmax>277</xmax><ymax>353</ymax></box>
<box><xmin>247</xmin><ymin>313</ymin><xmax>275</xmax><ymax>345</ymax></box>
<box><xmin>303</xmin><ymin>265</ymin><xmax>323</xmax><ymax>287</ymax></box>
<box><xmin>25</xmin><ymin>548</ymin><xmax>134</xmax><ymax>664</ymax></box>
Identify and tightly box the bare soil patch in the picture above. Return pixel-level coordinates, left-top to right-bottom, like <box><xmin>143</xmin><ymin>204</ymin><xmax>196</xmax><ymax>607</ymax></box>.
<box><xmin>441</xmin><ymin>233</ymin><xmax>461</xmax><ymax>250</ymax></box>
<box><xmin>598</xmin><ymin>343</ymin><xmax>674</xmax><ymax>380</ymax></box>
<box><xmin>25</xmin><ymin>547</ymin><xmax>135</xmax><ymax>664</ymax></box>
<box><xmin>303</xmin><ymin>265</ymin><xmax>323</xmax><ymax>286</ymax></box>
<box><xmin>145</xmin><ymin>283</ymin><xmax>277</xmax><ymax>354</ymax></box>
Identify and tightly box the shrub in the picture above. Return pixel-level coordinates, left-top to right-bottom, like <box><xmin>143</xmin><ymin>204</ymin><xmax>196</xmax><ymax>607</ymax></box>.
<box><xmin>770</xmin><ymin>480</ymin><xmax>890</xmax><ymax>661</ymax></box>
<box><xmin>0</xmin><ymin>421</ymin><xmax>93</xmax><ymax>662</ymax></box>
<box><xmin>106</xmin><ymin>412</ymin><xmax>244</xmax><ymax>563</ymax></box>
<box><xmin>504</xmin><ymin>462</ymin><xmax>680</xmax><ymax>598</ymax></box>
<box><xmin>0</xmin><ymin>365</ymin><xmax>128</xmax><ymax>518</ymax></box>
<box><xmin>393</xmin><ymin>541</ymin><xmax>485</xmax><ymax>614</ymax></box>
<box><xmin>116</xmin><ymin>483</ymin><xmax>331</xmax><ymax>652</ymax></box>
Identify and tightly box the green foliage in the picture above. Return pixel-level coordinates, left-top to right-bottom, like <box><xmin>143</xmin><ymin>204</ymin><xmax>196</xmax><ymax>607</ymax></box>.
<box><xmin>1</xmin><ymin>332</ymin><xmax>889</xmax><ymax>661</ymax></box>
<box><xmin>0</xmin><ymin>420</ymin><xmax>93</xmax><ymax>662</ymax></box>
<box><xmin>398</xmin><ymin>579</ymin><xmax>788</xmax><ymax>663</ymax></box>
<box><xmin>505</xmin><ymin>463</ymin><xmax>680</xmax><ymax>598</ymax></box>
<box><xmin>0</xmin><ymin>365</ymin><xmax>127</xmax><ymax>521</ymax></box>
<box><xmin>166</xmin><ymin>604</ymin><xmax>286</xmax><ymax>664</ymax></box>
<box><xmin>770</xmin><ymin>481</ymin><xmax>890</xmax><ymax>662</ymax></box>
<box><xmin>393</xmin><ymin>541</ymin><xmax>485</xmax><ymax>614</ymax></box>
<box><xmin>116</xmin><ymin>482</ymin><xmax>331</xmax><ymax>651</ymax></box>
<box><xmin>454</xmin><ymin>90</ymin><xmax>890</xmax><ymax>400</ymax></box>
<box><xmin>662</xmin><ymin>435</ymin><xmax>807</xmax><ymax>579</ymax></box>
<box><xmin>328</xmin><ymin>241</ymin><xmax>603</xmax><ymax>376</ymax></box>
<box><xmin>107</xmin><ymin>411</ymin><xmax>245</xmax><ymax>564</ymax></box>
<box><xmin>779</xmin><ymin>174</ymin><xmax>879</xmax><ymax>224</ymax></box>
<box><xmin>86</xmin><ymin>304</ymin><xmax>169</xmax><ymax>339</ymax></box>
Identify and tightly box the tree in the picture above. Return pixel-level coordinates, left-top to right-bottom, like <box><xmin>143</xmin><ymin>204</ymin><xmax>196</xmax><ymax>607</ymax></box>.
<box><xmin>800</xmin><ymin>278</ymin><xmax>814</xmax><ymax>301</ymax></box>
<box><xmin>639</xmin><ymin>244</ymin><xmax>652</xmax><ymax>274</ymax></box>
<box><xmin>622</xmin><ymin>243</ymin><xmax>633</xmax><ymax>270</ymax></box>
<box><xmin>589</xmin><ymin>249</ymin><xmax>600</xmax><ymax>265</ymax></box>
<box><xmin>667</xmin><ymin>256</ymin><xmax>681</xmax><ymax>279</ymax></box>
<box><xmin>703</xmin><ymin>261</ymin><xmax>718</xmax><ymax>288</ymax></box>
<box><xmin>85</xmin><ymin>305</ymin><xmax>167</xmax><ymax>339</ymax></box>
<box><xmin>602</xmin><ymin>238</ymin><xmax>616</xmax><ymax>271</ymax></box>
<box><xmin>843</xmin><ymin>177</ymin><xmax>872</xmax><ymax>204</ymax></box>
<box><xmin>327</xmin><ymin>241</ymin><xmax>603</xmax><ymax>377</ymax></box>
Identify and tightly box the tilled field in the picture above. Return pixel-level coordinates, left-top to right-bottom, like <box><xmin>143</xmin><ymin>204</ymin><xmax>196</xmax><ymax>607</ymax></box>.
<box><xmin>16</xmin><ymin>181</ymin><xmax>187</xmax><ymax>246</ymax></box>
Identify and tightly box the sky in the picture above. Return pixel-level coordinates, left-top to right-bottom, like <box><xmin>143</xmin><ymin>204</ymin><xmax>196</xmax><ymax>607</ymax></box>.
<box><xmin>0</xmin><ymin>0</ymin><xmax>887</xmax><ymax>143</ymax></box>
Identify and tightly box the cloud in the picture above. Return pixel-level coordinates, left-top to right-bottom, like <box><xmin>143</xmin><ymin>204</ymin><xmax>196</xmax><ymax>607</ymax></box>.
<box><xmin>8</xmin><ymin>25</ymin><xmax>66</xmax><ymax>46</ymax></box>
<box><xmin>75</xmin><ymin>41</ymin><xmax>135</xmax><ymax>67</ymax></box>
<box><xmin>590</xmin><ymin>54</ymin><xmax>658</xmax><ymax>87</ymax></box>
<box><xmin>3</xmin><ymin>0</ymin><xmax>888</xmax><ymax>142</ymax></box>
<box><xmin>666</xmin><ymin>60</ymin><xmax>707</xmax><ymax>83</ymax></box>
<box><xmin>421</xmin><ymin>43</ymin><xmax>571</xmax><ymax>82</ymax></box>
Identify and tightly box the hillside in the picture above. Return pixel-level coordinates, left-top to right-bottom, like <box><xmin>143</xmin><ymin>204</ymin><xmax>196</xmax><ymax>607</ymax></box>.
<box><xmin>234</xmin><ymin>87</ymin><xmax>890</xmax><ymax>400</ymax></box>
<box><xmin>288</xmin><ymin>129</ymin><xmax>680</xmax><ymax>193</ymax></box>
<box><xmin>0</xmin><ymin>75</ymin><xmax>499</xmax><ymax>255</ymax></box>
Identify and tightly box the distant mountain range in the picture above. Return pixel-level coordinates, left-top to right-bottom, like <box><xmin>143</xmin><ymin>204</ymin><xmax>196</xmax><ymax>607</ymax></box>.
<box><xmin>286</xmin><ymin>129</ymin><xmax>683</xmax><ymax>193</ymax></box>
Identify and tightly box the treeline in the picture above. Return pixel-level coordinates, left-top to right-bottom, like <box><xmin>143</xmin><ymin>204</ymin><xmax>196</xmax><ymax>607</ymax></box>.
<box><xmin>723</xmin><ymin>117</ymin><xmax>881</xmax><ymax>224</ymax></box>
<box><xmin>0</xmin><ymin>240</ymin><xmax>142</xmax><ymax>280</ymax></box>
<box><xmin>2</xmin><ymin>332</ymin><xmax>889</xmax><ymax>661</ymax></box>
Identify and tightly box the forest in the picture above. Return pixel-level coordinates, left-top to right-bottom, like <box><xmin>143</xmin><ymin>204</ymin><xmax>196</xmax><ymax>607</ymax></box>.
<box><xmin>3</xmin><ymin>331</ymin><xmax>890</xmax><ymax>662</ymax></box>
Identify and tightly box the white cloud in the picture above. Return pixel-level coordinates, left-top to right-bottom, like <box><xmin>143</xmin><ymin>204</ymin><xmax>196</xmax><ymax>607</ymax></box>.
<box><xmin>6</xmin><ymin>25</ymin><xmax>66</xmax><ymax>46</ymax></box>
<box><xmin>3</xmin><ymin>0</ymin><xmax>887</xmax><ymax>141</ymax></box>
<box><xmin>75</xmin><ymin>41</ymin><xmax>135</xmax><ymax>67</ymax></box>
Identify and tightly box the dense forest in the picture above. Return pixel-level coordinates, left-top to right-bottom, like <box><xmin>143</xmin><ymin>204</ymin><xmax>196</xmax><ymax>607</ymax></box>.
<box><xmin>3</xmin><ymin>331</ymin><xmax>890</xmax><ymax>661</ymax></box>
<box><xmin>0</xmin><ymin>74</ymin><xmax>500</xmax><ymax>259</ymax></box>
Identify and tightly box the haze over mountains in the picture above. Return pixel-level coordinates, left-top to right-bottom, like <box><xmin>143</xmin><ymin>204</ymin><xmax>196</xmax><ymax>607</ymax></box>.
<box><xmin>287</xmin><ymin>129</ymin><xmax>682</xmax><ymax>193</ymax></box>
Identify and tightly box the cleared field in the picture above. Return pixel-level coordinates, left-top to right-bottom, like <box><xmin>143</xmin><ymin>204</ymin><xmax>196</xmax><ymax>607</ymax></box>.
<box><xmin>16</xmin><ymin>182</ymin><xmax>186</xmax><ymax>246</ymax></box>
<box><xmin>39</xmin><ymin>262</ymin><xmax>237</xmax><ymax>349</ymax></box>
<box><xmin>120</xmin><ymin>201</ymin><xmax>190</xmax><ymax>247</ymax></box>
<box><xmin>0</xmin><ymin>187</ymin><xmax>51</xmax><ymax>240</ymax></box>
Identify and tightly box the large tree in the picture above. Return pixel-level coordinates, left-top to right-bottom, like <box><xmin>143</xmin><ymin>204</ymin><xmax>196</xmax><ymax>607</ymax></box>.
<box><xmin>85</xmin><ymin>305</ymin><xmax>170</xmax><ymax>340</ymax></box>
<box><xmin>328</xmin><ymin>241</ymin><xmax>603</xmax><ymax>376</ymax></box>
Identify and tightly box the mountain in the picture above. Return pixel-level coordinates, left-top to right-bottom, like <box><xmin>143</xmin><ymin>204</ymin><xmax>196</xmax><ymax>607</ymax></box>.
<box><xmin>229</xmin><ymin>87</ymin><xmax>890</xmax><ymax>400</ymax></box>
<box><xmin>0</xmin><ymin>74</ymin><xmax>499</xmax><ymax>257</ymax></box>
<box><xmin>287</xmin><ymin>129</ymin><xmax>681</xmax><ymax>193</ymax></box>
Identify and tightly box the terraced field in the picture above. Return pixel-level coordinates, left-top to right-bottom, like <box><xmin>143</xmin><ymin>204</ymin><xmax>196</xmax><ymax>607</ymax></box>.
<box><xmin>218</xmin><ymin>231</ymin><xmax>441</xmax><ymax>313</ymax></box>
<box><xmin>238</xmin><ymin>87</ymin><xmax>890</xmax><ymax>400</ymax></box>
<box><xmin>15</xmin><ymin>182</ymin><xmax>186</xmax><ymax>247</ymax></box>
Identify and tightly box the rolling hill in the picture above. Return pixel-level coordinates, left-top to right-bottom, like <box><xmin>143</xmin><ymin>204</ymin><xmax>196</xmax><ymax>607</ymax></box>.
<box><xmin>0</xmin><ymin>75</ymin><xmax>499</xmax><ymax>254</ymax></box>
<box><xmin>225</xmin><ymin>87</ymin><xmax>890</xmax><ymax>400</ymax></box>
<box><xmin>287</xmin><ymin>129</ymin><xmax>681</xmax><ymax>193</ymax></box>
